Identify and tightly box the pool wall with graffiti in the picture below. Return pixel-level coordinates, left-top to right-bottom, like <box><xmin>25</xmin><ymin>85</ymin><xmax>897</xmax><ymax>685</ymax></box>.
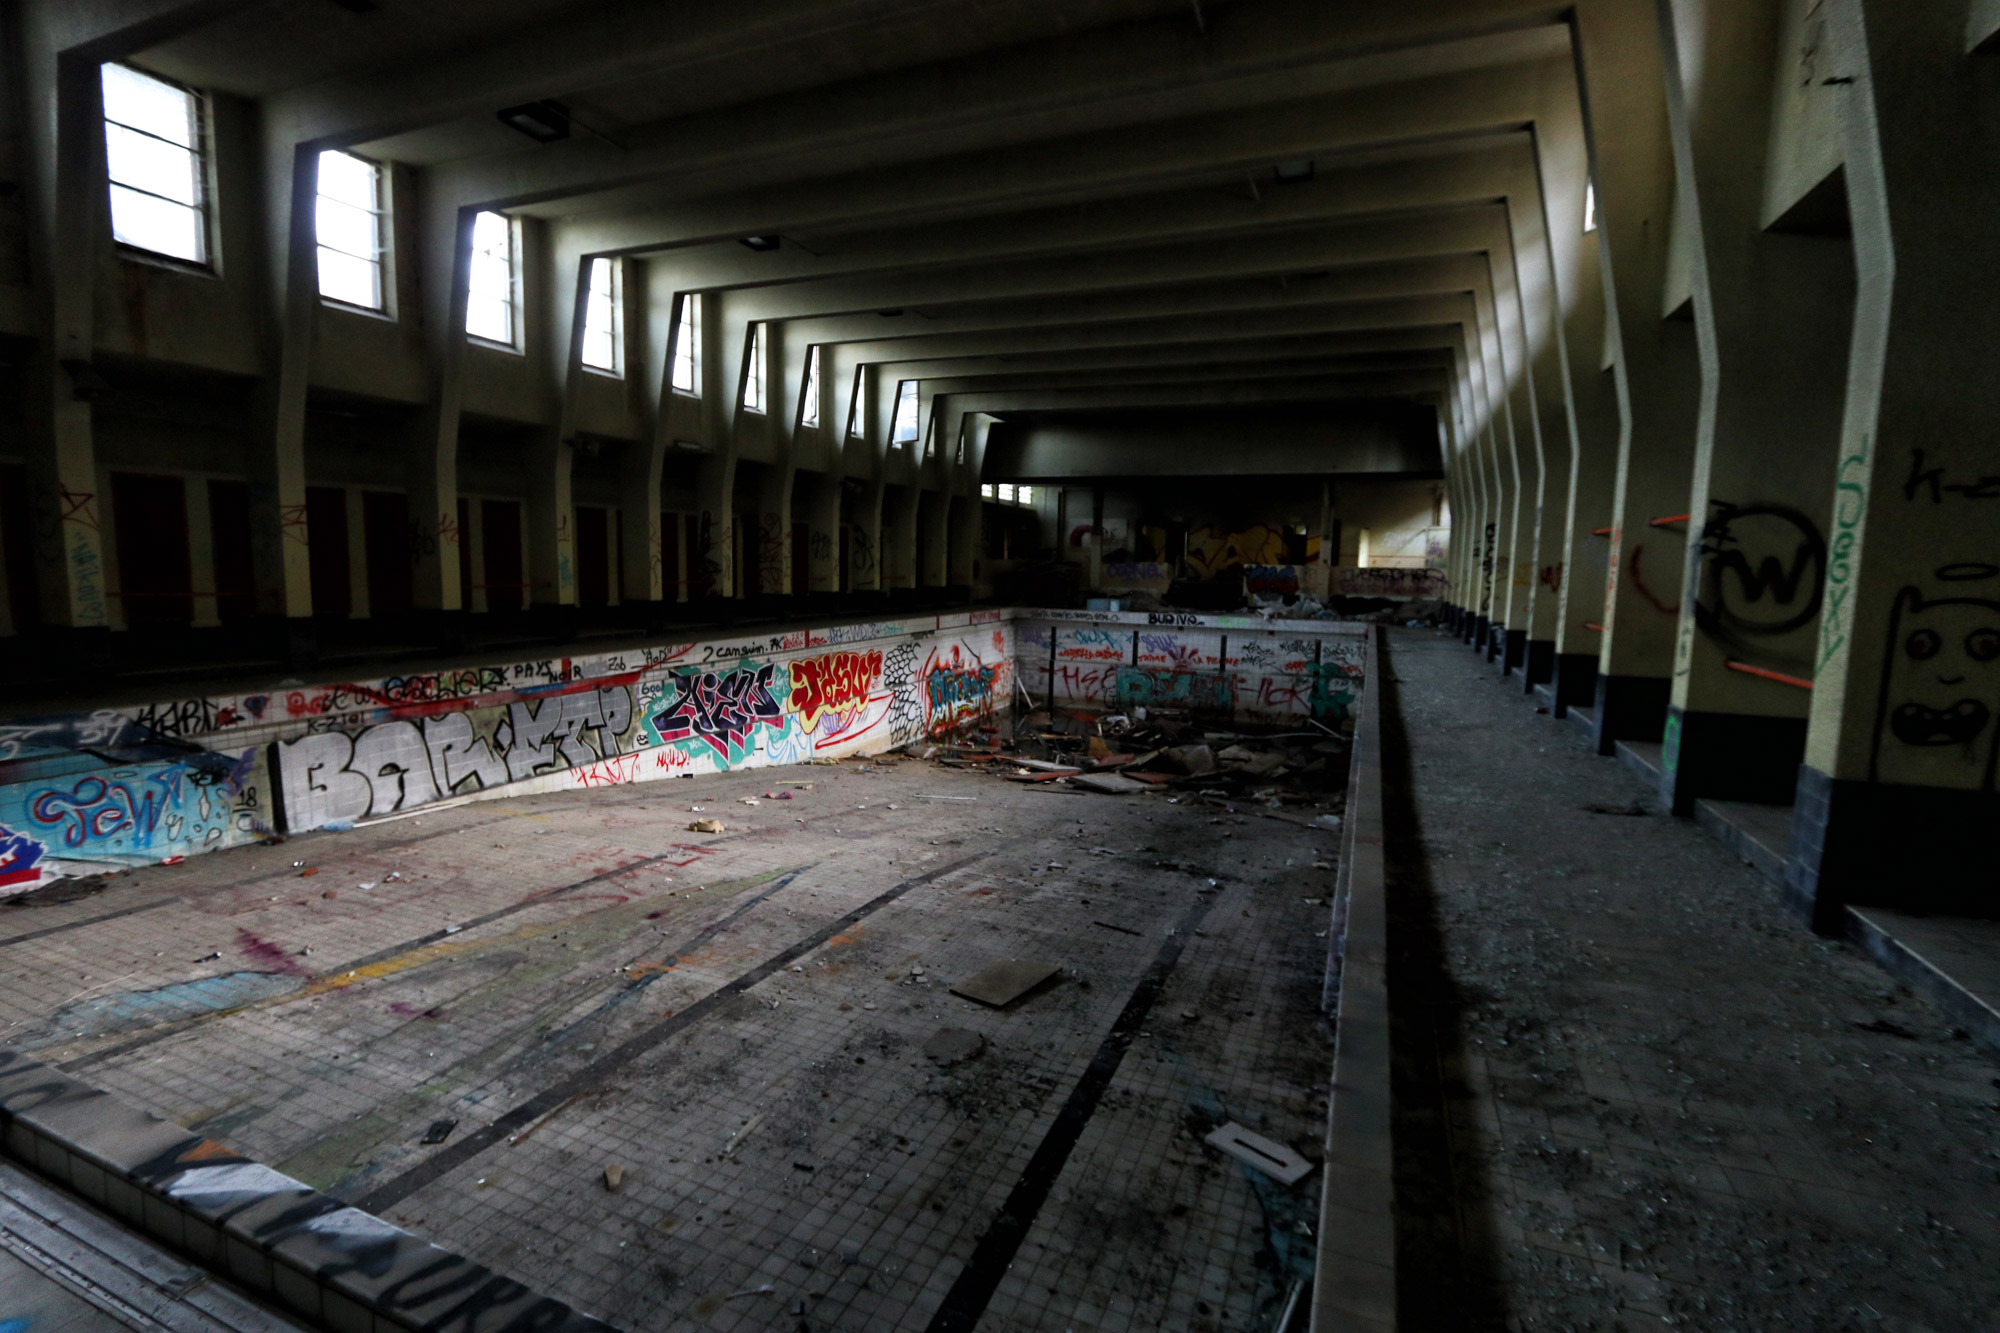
<box><xmin>1013</xmin><ymin>608</ymin><xmax>1367</xmax><ymax>730</ymax></box>
<box><xmin>0</xmin><ymin>610</ymin><xmax>1016</xmax><ymax>887</ymax></box>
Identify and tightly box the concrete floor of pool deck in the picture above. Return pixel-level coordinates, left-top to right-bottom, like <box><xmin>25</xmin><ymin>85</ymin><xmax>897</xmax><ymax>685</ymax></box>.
<box><xmin>0</xmin><ymin>754</ymin><xmax>1345</xmax><ymax>1332</ymax></box>
<box><xmin>1384</xmin><ymin>628</ymin><xmax>2000</xmax><ymax>1331</ymax></box>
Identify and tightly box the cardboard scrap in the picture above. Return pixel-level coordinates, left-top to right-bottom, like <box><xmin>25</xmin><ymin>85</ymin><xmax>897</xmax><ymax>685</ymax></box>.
<box><xmin>688</xmin><ymin>818</ymin><xmax>725</xmax><ymax>833</ymax></box>
<box><xmin>950</xmin><ymin>960</ymin><xmax>1062</xmax><ymax>1008</ymax></box>
<box><xmin>1203</xmin><ymin>1121</ymin><xmax>1315</xmax><ymax>1185</ymax></box>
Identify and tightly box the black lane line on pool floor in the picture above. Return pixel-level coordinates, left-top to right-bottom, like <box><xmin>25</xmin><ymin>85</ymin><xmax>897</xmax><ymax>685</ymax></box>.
<box><xmin>59</xmin><ymin>850</ymin><xmax>697</xmax><ymax>1073</ymax></box>
<box><xmin>312</xmin><ymin>862</ymin><xmax>815</xmax><ymax>1199</ymax></box>
<box><xmin>351</xmin><ymin>845</ymin><xmax>1009</xmax><ymax>1215</ymax></box>
<box><xmin>924</xmin><ymin>885</ymin><xmax>1223</xmax><ymax>1333</ymax></box>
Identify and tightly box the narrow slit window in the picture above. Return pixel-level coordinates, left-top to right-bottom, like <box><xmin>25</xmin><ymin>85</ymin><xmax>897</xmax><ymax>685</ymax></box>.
<box><xmin>742</xmin><ymin>323</ymin><xmax>766</xmax><ymax>412</ymax></box>
<box><xmin>1584</xmin><ymin>181</ymin><xmax>1597</xmax><ymax>233</ymax></box>
<box><xmin>316</xmin><ymin>149</ymin><xmax>385</xmax><ymax>311</ymax></box>
<box><xmin>466</xmin><ymin>210</ymin><xmax>519</xmax><ymax>348</ymax></box>
<box><xmin>581</xmin><ymin>257</ymin><xmax>622</xmax><ymax>375</ymax></box>
<box><xmin>846</xmin><ymin>369</ymin><xmax>864</xmax><ymax>438</ymax></box>
<box><xmin>672</xmin><ymin>293</ymin><xmax>701</xmax><ymax>394</ymax></box>
<box><xmin>892</xmin><ymin>381</ymin><xmax>920</xmax><ymax>445</ymax></box>
<box><xmin>800</xmin><ymin>346</ymin><xmax>821</xmax><ymax>428</ymax></box>
<box><xmin>102</xmin><ymin>63</ymin><xmax>208</xmax><ymax>265</ymax></box>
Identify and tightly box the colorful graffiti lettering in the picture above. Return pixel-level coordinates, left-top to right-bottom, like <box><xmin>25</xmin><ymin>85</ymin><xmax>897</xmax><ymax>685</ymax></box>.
<box><xmin>789</xmin><ymin>650</ymin><xmax>885</xmax><ymax>729</ymax></box>
<box><xmin>649</xmin><ymin>665</ymin><xmax>786</xmax><ymax>763</ymax></box>
<box><xmin>1113</xmin><ymin>666</ymin><xmax>1233</xmax><ymax>713</ymax></box>
<box><xmin>920</xmin><ymin>646</ymin><xmax>999</xmax><ymax>734</ymax></box>
<box><xmin>276</xmin><ymin>687</ymin><xmax>634</xmax><ymax>830</ymax></box>
<box><xmin>30</xmin><ymin>771</ymin><xmax>185</xmax><ymax>851</ymax></box>
<box><xmin>0</xmin><ymin>825</ymin><xmax>47</xmax><ymax>888</ymax></box>
<box><xmin>1243</xmin><ymin>564</ymin><xmax>1301</xmax><ymax>597</ymax></box>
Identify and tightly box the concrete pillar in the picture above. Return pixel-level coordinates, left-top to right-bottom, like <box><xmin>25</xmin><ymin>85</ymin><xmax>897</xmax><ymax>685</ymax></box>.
<box><xmin>919</xmin><ymin>487</ymin><xmax>950</xmax><ymax>587</ymax></box>
<box><xmin>95</xmin><ymin>463</ymin><xmax>124</xmax><ymax>632</ymax></box>
<box><xmin>404</xmin><ymin>195</ymin><xmax>475</xmax><ymax>620</ymax></box>
<box><xmin>844</xmin><ymin>478</ymin><xmax>882</xmax><ymax>594</ymax></box>
<box><xmin>690</xmin><ymin>454</ymin><xmax>736</xmax><ymax>600</ymax></box>
<box><xmin>25</xmin><ymin>57</ymin><xmax>112</xmax><ymax>635</ymax></box>
<box><xmin>621</xmin><ymin>440</ymin><xmax>666</xmax><ymax>604</ymax></box>
<box><xmin>528</xmin><ymin>223</ymin><xmax>580</xmax><ymax>610</ymax></box>
<box><xmin>464</xmin><ymin>497</ymin><xmax>489</xmax><ymax>614</ymax></box>
<box><xmin>1576</xmin><ymin>0</ymin><xmax>1706</xmax><ymax>753</ymax></box>
<box><xmin>755</xmin><ymin>464</ymin><xmax>794</xmax><ymax>596</ymax></box>
<box><xmin>184</xmin><ymin>476</ymin><xmax>221</xmax><ymax>629</ymax></box>
<box><xmin>1507</xmin><ymin>81</ymin><xmax>1592</xmax><ymax>691</ymax></box>
<box><xmin>344</xmin><ymin>488</ymin><xmax>370</xmax><ymax>619</ymax></box>
<box><xmin>1654</xmin><ymin>0</ymin><xmax>1855</xmax><ymax>815</ymax></box>
<box><xmin>1786</xmin><ymin>0</ymin><xmax>2000</xmax><ymax>926</ymax></box>
<box><xmin>1534</xmin><ymin>60</ymin><xmax>1622</xmax><ymax>717</ymax></box>
<box><xmin>886</xmin><ymin>482</ymin><xmax>920</xmax><ymax>590</ymax></box>
<box><xmin>804</xmin><ymin>470</ymin><xmax>841</xmax><ymax>592</ymax></box>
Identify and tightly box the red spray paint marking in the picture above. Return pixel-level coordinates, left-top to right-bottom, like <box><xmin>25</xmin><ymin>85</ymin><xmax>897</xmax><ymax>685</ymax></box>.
<box><xmin>235</xmin><ymin>928</ymin><xmax>309</xmax><ymax>977</ymax></box>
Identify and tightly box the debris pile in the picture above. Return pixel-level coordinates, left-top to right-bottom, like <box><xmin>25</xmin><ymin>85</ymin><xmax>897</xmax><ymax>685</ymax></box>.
<box><xmin>914</xmin><ymin>706</ymin><xmax>1353</xmax><ymax>824</ymax></box>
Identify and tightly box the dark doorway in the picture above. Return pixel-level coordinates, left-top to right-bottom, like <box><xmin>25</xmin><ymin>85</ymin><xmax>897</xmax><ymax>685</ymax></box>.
<box><xmin>305</xmin><ymin>486</ymin><xmax>349</xmax><ymax>617</ymax></box>
<box><xmin>575</xmin><ymin>505</ymin><xmax>610</xmax><ymax>607</ymax></box>
<box><xmin>1</xmin><ymin>463</ymin><xmax>41</xmax><ymax>630</ymax></box>
<box><xmin>738</xmin><ymin>514</ymin><xmax>760</xmax><ymax>598</ymax></box>
<box><xmin>481</xmin><ymin>499</ymin><xmax>523</xmax><ymax>610</ymax></box>
<box><xmin>792</xmin><ymin>521</ymin><xmax>809</xmax><ymax>595</ymax></box>
<box><xmin>456</xmin><ymin>497</ymin><xmax>473</xmax><ymax>611</ymax></box>
<box><xmin>111</xmin><ymin>472</ymin><xmax>192</xmax><ymax>626</ymax></box>
<box><xmin>207</xmin><ymin>479</ymin><xmax>255</xmax><ymax>622</ymax></box>
<box><xmin>660</xmin><ymin>512</ymin><xmax>680</xmax><ymax>602</ymax></box>
<box><xmin>361</xmin><ymin>491</ymin><xmax>411</xmax><ymax>616</ymax></box>
<box><xmin>686</xmin><ymin>517</ymin><xmax>707</xmax><ymax>598</ymax></box>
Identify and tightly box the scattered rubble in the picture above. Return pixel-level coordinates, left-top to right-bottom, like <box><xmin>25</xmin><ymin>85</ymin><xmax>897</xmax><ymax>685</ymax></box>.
<box><xmin>922</xmin><ymin>1027</ymin><xmax>987</xmax><ymax>1066</ymax></box>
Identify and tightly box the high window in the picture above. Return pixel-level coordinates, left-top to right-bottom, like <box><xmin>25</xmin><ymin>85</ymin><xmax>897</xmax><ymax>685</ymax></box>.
<box><xmin>316</xmin><ymin>149</ymin><xmax>385</xmax><ymax>311</ymax></box>
<box><xmin>891</xmin><ymin>381</ymin><xmax>920</xmax><ymax>444</ymax></box>
<box><xmin>800</xmin><ymin>346</ymin><xmax>821</xmax><ymax>428</ymax></box>
<box><xmin>846</xmin><ymin>369</ymin><xmax>864</xmax><ymax>438</ymax></box>
<box><xmin>580</xmin><ymin>257</ymin><xmax>622</xmax><ymax>375</ymax></box>
<box><xmin>671</xmin><ymin>293</ymin><xmax>701</xmax><ymax>394</ymax></box>
<box><xmin>742</xmin><ymin>323</ymin><xmax>766</xmax><ymax>412</ymax></box>
<box><xmin>102</xmin><ymin>64</ymin><xmax>208</xmax><ymax>266</ymax></box>
<box><xmin>998</xmin><ymin>483</ymin><xmax>1016</xmax><ymax>502</ymax></box>
<box><xmin>466</xmin><ymin>211</ymin><xmax>519</xmax><ymax>348</ymax></box>
<box><xmin>1017</xmin><ymin>485</ymin><xmax>1036</xmax><ymax>505</ymax></box>
<box><xmin>980</xmin><ymin>483</ymin><xmax>994</xmax><ymax>498</ymax></box>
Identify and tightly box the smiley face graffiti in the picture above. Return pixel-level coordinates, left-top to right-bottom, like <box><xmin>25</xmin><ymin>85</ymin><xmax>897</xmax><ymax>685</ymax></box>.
<box><xmin>1870</xmin><ymin>567</ymin><xmax>2000</xmax><ymax>790</ymax></box>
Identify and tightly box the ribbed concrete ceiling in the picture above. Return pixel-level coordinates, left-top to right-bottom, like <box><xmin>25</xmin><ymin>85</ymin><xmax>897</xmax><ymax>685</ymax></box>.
<box><xmin>106</xmin><ymin>0</ymin><xmax>1582</xmax><ymax>468</ymax></box>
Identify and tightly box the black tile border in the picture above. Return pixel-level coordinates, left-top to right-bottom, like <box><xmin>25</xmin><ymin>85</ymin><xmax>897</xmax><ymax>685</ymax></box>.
<box><xmin>1311</xmin><ymin>624</ymin><xmax>1395</xmax><ymax>1332</ymax></box>
<box><xmin>0</xmin><ymin>1051</ymin><xmax>617</xmax><ymax>1332</ymax></box>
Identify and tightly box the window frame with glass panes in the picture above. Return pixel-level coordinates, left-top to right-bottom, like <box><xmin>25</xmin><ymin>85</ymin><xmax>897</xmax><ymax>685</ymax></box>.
<box><xmin>580</xmin><ymin>257</ymin><xmax>623</xmax><ymax>377</ymax></box>
<box><xmin>741</xmin><ymin>322</ymin><xmax>766</xmax><ymax>413</ymax></box>
<box><xmin>465</xmin><ymin>210</ymin><xmax>522</xmax><ymax>351</ymax></box>
<box><xmin>102</xmin><ymin>63</ymin><xmax>211</xmax><ymax>269</ymax></box>
<box><xmin>315</xmin><ymin>149</ymin><xmax>388</xmax><ymax>313</ymax></box>
<box><xmin>671</xmin><ymin>293</ymin><xmax>702</xmax><ymax>396</ymax></box>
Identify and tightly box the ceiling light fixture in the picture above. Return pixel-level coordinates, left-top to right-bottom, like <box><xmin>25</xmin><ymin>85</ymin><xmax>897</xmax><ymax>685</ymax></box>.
<box><xmin>497</xmin><ymin>100</ymin><xmax>571</xmax><ymax>143</ymax></box>
<box><xmin>1273</xmin><ymin>159</ymin><xmax>1316</xmax><ymax>183</ymax></box>
<box><xmin>739</xmin><ymin>236</ymin><xmax>781</xmax><ymax>252</ymax></box>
